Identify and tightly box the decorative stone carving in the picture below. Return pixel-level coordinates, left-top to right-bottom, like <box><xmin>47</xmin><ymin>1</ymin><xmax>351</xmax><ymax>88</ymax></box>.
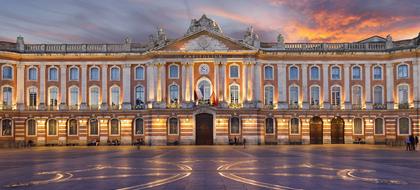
<box><xmin>148</xmin><ymin>27</ymin><xmax>168</xmax><ymax>48</ymax></box>
<box><xmin>385</xmin><ymin>34</ymin><xmax>393</xmax><ymax>49</ymax></box>
<box><xmin>243</xmin><ymin>26</ymin><xmax>260</xmax><ymax>47</ymax></box>
<box><xmin>186</xmin><ymin>14</ymin><xmax>222</xmax><ymax>35</ymax></box>
<box><xmin>16</xmin><ymin>35</ymin><xmax>24</xmax><ymax>52</ymax></box>
<box><xmin>276</xmin><ymin>33</ymin><xmax>285</xmax><ymax>50</ymax></box>
<box><xmin>199</xmin><ymin>64</ymin><xmax>210</xmax><ymax>75</ymax></box>
<box><xmin>181</xmin><ymin>35</ymin><xmax>228</xmax><ymax>51</ymax></box>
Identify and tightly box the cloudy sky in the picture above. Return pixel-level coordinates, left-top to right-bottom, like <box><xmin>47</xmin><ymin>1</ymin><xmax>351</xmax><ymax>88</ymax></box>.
<box><xmin>0</xmin><ymin>0</ymin><xmax>419</xmax><ymax>44</ymax></box>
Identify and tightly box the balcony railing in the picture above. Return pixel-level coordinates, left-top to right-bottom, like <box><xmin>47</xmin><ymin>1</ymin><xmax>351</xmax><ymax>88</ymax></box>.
<box><xmin>264</xmin><ymin>104</ymin><xmax>274</xmax><ymax>109</ymax></box>
<box><xmin>373</xmin><ymin>103</ymin><xmax>386</xmax><ymax>110</ymax></box>
<box><xmin>110</xmin><ymin>104</ymin><xmax>120</xmax><ymax>110</ymax></box>
<box><xmin>47</xmin><ymin>105</ymin><xmax>58</xmax><ymax>111</ymax></box>
<box><xmin>167</xmin><ymin>102</ymin><xmax>180</xmax><ymax>108</ymax></box>
<box><xmin>0</xmin><ymin>104</ymin><xmax>13</xmax><ymax>110</ymax></box>
<box><xmin>331</xmin><ymin>104</ymin><xmax>341</xmax><ymax>110</ymax></box>
<box><xmin>398</xmin><ymin>103</ymin><xmax>410</xmax><ymax>109</ymax></box>
<box><xmin>352</xmin><ymin>104</ymin><xmax>362</xmax><ymax>110</ymax></box>
<box><xmin>309</xmin><ymin>104</ymin><xmax>320</xmax><ymax>109</ymax></box>
<box><xmin>229</xmin><ymin>103</ymin><xmax>242</xmax><ymax>109</ymax></box>
<box><xmin>133</xmin><ymin>104</ymin><xmax>146</xmax><ymax>110</ymax></box>
<box><xmin>68</xmin><ymin>105</ymin><xmax>79</xmax><ymax>110</ymax></box>
<box><xmin>197</xmin><ymin>99</ymin><xmax>212</xmax><ymax>106</ymax></box>
<box><xmin>289</xmin><ymin>103</ymin><xmax>299</xmax><ymax>109</ymax></box>
<box><xmin>90</xmin><ymin>105</ymin><xmax>99</xmax><ymax>110</ymax></box>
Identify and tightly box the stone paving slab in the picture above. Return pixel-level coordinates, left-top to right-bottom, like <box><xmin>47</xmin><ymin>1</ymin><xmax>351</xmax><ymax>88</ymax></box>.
<box><xmin>0</xmin><ymin>145</ymin><xmax>419</xmax><ymax>190</ymax></box>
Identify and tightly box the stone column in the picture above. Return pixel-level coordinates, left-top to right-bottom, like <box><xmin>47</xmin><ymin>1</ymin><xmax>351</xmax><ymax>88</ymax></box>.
<box><xmin>365</xmin><ymin>64</ymin><xmax>372</xmax><ymax>109</ymax></box>
<box><xmin>413</xmin><ymin>61</ymin><xmax>419</xmax><ymax>108</ymax></box>
<box><xmin>181</xmin><ymin>61</ymin><xmax>187</xmax><ymax>102</ymax></box>
<box><xmin>153</xmin><ymin>64</ymin><xmax>159</xmax><ymax>107</ymax></box>
<box><xmin>344</xmin><ymin>64</ymin><xmax>351</xmax><ymax>109</ymax></box>
<box><xmin>160</xmin><ymin>62</ymin><xmax>166</xmax><ymax>105</ymax></box>
<box><xmin>80</xmin><ymin>64</ymin><xmax>88</xmax><ymax>110</ymax></box>
<box><xmin>277</xmin><ymin>64</ymin><xmax>287</xmax><ymax>109</ymax></box>
<box><xmin>248</xmin><ymin>61</ymin><xmax>254</xmax><ymax>102</ymax></box>
<box><xmin>100</xmin><ymin>64</ymin><xmax>108</xmax><ymax>110</ymax></box>
<box><xmin>220</xmin><ymin>60</ymin><xmax>227</xmax><ymax>107</ymax></box>
<box><xmin>39</xmin><ymin>64</ymin><xmax>46</xmax><ymax>110</ymax></box>
<box><xmin>322</xmin><ymin>64</ymin><xmax>330</xmax><ymax>109</ymax></box>
<box><xmin>122</xmin><ymin>64</ymin><xmax>132</xmax><ymax>110</ymax></box>
<box><xmin>253</xmin><ymin>62</ymin><xmax>262</xmax><ymax>108</ymax></box>
<box><xmin>16</xmin><ymin>64</ymin><xmax>25</xmax><ymax>110</ymax></box>
<box><xmin>301</xmin><ymin>64</ymin><xmax>309</xmax><ymax>109</ymax></box>
<box><xmin>214</xmin><ymin>59</ymin><xmax>219</xmax><ymax>104</ymax></box>
<box><xmin>242</xmin><ymin>60</ymin><xmax>248</xmax><ymax>105</ymax></box>
<box><xmin>146</xmin><ymin>62</ymin><xmax>155</xmax><ymax>107</ymax></box>
<box><xmin>59</xmin><ymin>65</ymin><xmax>67</xmax><ymax>110</ymax></box>
<box><xmin>189</xmin><ymin>62</ymin><xmax>194</xmax><ymax>102</ymax></box>
<box><xmin>386</xmin><ymin>63</ymin><xmax>394</xmax><ymax>109</ymax></box>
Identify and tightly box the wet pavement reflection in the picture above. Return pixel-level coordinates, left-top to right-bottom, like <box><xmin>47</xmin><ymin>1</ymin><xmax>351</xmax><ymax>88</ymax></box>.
<box><xmin>0</xmin><ymin>145</ymin><xmax>419</xmax><ymax>190</ymax></box>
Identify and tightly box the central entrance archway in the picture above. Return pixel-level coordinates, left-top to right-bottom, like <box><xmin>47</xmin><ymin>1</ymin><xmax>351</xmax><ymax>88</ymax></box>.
<box><xmin>310</xmin><ymin>116</ymin><xmax>323</xmax><ymax>144</ymax></box>
<box><xmin>195</xmin><ymin>113</ymin><xmax>213</xmax><ymax>145</ymax></box>
<box><xmin>331</xmin><ymin>117</ymin><xmax>345</xmax><ymax>144</ymax></box>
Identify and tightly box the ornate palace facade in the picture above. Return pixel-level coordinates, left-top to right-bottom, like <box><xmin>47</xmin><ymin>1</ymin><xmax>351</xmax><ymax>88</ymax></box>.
<box><xmin>0</xmin><ymin>15</ymin><xmax>419</xmax><ymax>146</ymax></box>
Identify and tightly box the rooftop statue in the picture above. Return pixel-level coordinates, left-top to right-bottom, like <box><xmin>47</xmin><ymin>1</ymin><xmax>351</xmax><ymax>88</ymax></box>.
<box><xmin>385</xmin><ymin>34</ymin><xmax>393</xmax><ymax>49</ymax></box>
<box><xmin>243</xmin><ymin>26</ymin><xmax>260</xmax><ymax>47</ymax></box>
<box><xmin>186</xmin><ymin>14</ymin><xmax>222</xmax><ymax>35</ymax></box>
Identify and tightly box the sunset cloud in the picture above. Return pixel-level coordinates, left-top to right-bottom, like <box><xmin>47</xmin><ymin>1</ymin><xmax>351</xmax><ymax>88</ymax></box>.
<box><xmin>0</xmin><ymin>0</ymin><xmax>418</xmax><ymax>43</ymax></box>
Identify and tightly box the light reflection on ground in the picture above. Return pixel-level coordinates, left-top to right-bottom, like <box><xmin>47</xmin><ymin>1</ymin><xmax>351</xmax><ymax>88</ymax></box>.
<box><xmin>0</xmin><ymin>145</ymin><xmax>418</xmax><ymax>189</ymax></box>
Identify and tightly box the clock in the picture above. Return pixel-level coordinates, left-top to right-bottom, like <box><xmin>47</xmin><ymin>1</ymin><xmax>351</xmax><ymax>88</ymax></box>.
<box><xmin>199</xmin><ymin>64</ymin><xmax>209</xmax><ymax>75</ymax></box>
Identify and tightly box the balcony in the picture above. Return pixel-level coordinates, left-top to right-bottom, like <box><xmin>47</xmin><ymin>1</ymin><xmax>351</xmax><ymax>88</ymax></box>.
<box><xmin>331</xmin><ymin>104</ymin><xmax>341</xmax><ymax>110</ymax></box>
<box><xmin>110</xmin><ymin>104</ymin><xmax>120</xmax><ymax>110</ymax></box>
<box><xmin>398</xmin><ymin>103</ymin><xmax>410</xmax><ymax>109</ymax></box>
<box><xmin>0</xmin><ymin>104</ymin><xmax>13</xmax><ymax>110</ymax></box>
<box><xmin>373</xmin><ymin>103</ymin><xmax>386</xmax><ymax>110</ymax></box>
<box><xmin>289</xmin><ymin>103</ymin><xmax>299</xmax><ymax>109</ymax></box>
<box><xmin>352</xmin><ymin>104</ymin><xmax>362</xmax><ymax>110</ymax></box>
<box><xmin>133</xmin><ymin>104</ymin><xmax>146</xmax><ymax>110</ymax></box>
<box><xmin>264</xmin><ymin>104</ymin><xmax>275</xmax><ymax>109</ymax></box>
<box><xmin>47</xmin><ymin>105</ymin><xmax>58</xmax><ymax>111</ymax></box>
<box><xmin>68</xmin><ymin>105</ymin><xmax>79</xmax><ymax>110</ymax></box>
<box><xmin>28</xmin><ymin>105</ymin><xmax>37</xmax><ymax>111</ymax></box>
<box><xmin>229</xmin><ymin>102</ymin><xmax>242</xmax><ymax>109</ymax></box>
<box><xmin>89</xmin><ymin>105</ymin><xmax>99</xmax><ymax>110</ymax></box>
<box><xmin>309</xmin><ymin>104</ymin><xmax>320</xmax><ymax>110</ymax></box>
<box><xmin>167</xmin><ymin>102</ymin><xmax>180</xmax><ymax>109</ymax></box>
<box><xmin>197</xmin><ymin>99</ymin><xmax>212</xmax><ymax>106</ymax></box>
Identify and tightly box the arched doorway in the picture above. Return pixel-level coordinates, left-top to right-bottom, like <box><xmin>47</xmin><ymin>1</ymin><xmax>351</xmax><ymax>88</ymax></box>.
<box><xmin>310</xmin><ymin>116</ymin><xmax>323</xmax><ymax>144</ymax></box>
<box><xmin>331</xmin><ymin>117</ymin><xmax>345</xmax><ymax>144</ymax></box>
<box><xmin>195</xmin><ymin>113</ymin><xmax>213</xmax><ymax>145</ymax></box>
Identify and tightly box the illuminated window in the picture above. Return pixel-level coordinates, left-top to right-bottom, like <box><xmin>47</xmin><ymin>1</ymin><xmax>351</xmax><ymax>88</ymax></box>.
<box><xmin>310</xmin><ymin>86</ymin><xmax>320</xmax><ymax>106</ymax></box>
<box><xmin>168</xmin><ymin>117</ymin><xmax>178</xmax><ymax>135</ymax></box>
<box><xmin>134</xmin><ymin>118</ymin><xmax>144</xmax><ymax>135</ymax></box>
<box><xmin>135</xmin><ymin>86</ymin><xmax>145</xmax><ymax>106</ymax></box>
<box><xmin>47</xmin><ymin>119</ymin><xmax>57</xmax><ymax>136</ymax></box>
<box><xmin>353</xmin><ymin>118</ymin><xmax>363</xmax><ymax>135</ymax></box>
<box><xmin>1</xmin><ymin>119</ymin><xmax>12</xmax><ymax>136</ymax></box>
<box><xmin>27</xmin><ymin>119</ymin><xmax>36</xmax><ymax>136</ymax></box>
<box><xmin>265</xmin><ymin>118</ymin><xmax>274</xmax><ymax>134</ymax></box>
<box><xmin>374</xmin><ymin>118</ymin><xmax>384</xmax><ymax>135</ymax></box>
<box><xmin>290</xmin><ymin>118</ymin><xmax>299</xmax><ymax>134</ymax></box>
<box><xmin>2</xmin><ymin>86</ymin><xmax>12</xmax><ymax>107</ymax></box>
<box><xmin>169</xmin><ymin>84</ymin><xmax>179</xmax><ymax>104</ymax></box>
<box><xmin>110</xmin><ymin>86</ymin><xmax>120</xmax><ymax>107</ymax></box>
<box><xmin>230</xmin><ymin>117</ymin><xmax>240</xmax><ymax>134</ymax></box>
<box><xmin>110</xmin><ymin>118</ymin><xmax>119</xmax><ymax>135</ymax></box>
<box><xmin>331</xmin><ymin>86</ymin><xmax>341</xmax><ymax>106</ymax></box>
<box><xmin>230</xmin><ymin>85</ymin><xmax>239</xmax><ymax>104</ymax></box>
<box><xmin>264</xmin><ymin>85</ymin><xmax>274</xmax><ymax>106</ymax></box>
<box><xmin>89</xmin><ymin>118</ymin><xmax>99</xmax><ymax>136</ymax></box>
<box><xmin>68</xmin><ymin>119</ymin><xmax>78</xmax><ymax>136</ymax></box>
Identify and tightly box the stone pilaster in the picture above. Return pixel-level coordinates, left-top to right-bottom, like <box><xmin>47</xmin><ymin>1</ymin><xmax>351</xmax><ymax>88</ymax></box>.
<box><xmin>413</xmin><ymin>61</ymin><xmax>420</xmax><ymax>108</ymax></box>
<box><xmin>322</xmin><ymin>64</ymin><xmax>330</xmax><ymax>109</ymax></box>
<box><xmin>365</xmin><ymin>64</ymin><xmax>372</xmax><ymax>109</ymax></box>
<box><xmin>386</xmin><ymin>63</ymin><xmax>394</xmax><ymax>109</ymax></box>
<box><xmin>220</xmin><ymin>60</ymin><xmax>228</xmax><ymax>107</ymax></box>
<box><xmin>322</xmin><ymin>118</ymin><xmax>331</xmax><ymax>144</ymax></box>
<box><xmin>80</xmin><ymin>64</ymin><xmax>88</xmax><ymax>110</ymax></box>
<box><xmin>122</xmin><ymin>64</ymin><xmax>132</xmax><ymax>110</ymax></box>
<box><xmin>277</xmin><ymin>64</ymin><xmax>287</xmax><ymax>109</ymax></box>
<box><xmin>253</xmin><ymin>62</ymin><xmax>262</xmax><ymax>108</ymax></box>
<box><xmin>344</xmin><ymin>64</ymin><xmax>351</xmax><ymax>109</ymax></box>
<box><xmin>301</xmin><ymin>64</ymin><xmax>309</xmax><ymax>109</ymax></box>
<box><xmin>100</xmin><ymin>64</ymin><xmax>108</xmax><ymax>110</ymax></box>
<box><xmin>16</xmin><ymin>64</ymin><xmax>25</xmax><ymax>110</ymax></box>
<box><xmin>59</xmin><ymin>65</ymin><xmax>67</xmax><ymax>110</ymax></box>
<box><xmin>146</xmin><ymin>62</ymin><xmax>155</xmax><ymax>108</ymax></box>
<box><xmin>39</xmin><ymin>64</ymin><xmax>46</xmax><ymax>110</ymax></box>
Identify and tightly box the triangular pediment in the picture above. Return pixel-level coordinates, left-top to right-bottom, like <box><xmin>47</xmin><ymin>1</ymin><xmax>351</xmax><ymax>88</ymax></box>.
<box><xmin>155</xmin><ymin>30</ymin><xmax>254</xmax><ymax>52</ymax></box>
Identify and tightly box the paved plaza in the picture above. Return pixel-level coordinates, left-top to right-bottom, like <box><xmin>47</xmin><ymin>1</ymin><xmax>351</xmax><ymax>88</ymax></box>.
<box><xmin>0</xmin><ymin>145</ymin><xmax>419</xmax><ymax>190</ymax></box>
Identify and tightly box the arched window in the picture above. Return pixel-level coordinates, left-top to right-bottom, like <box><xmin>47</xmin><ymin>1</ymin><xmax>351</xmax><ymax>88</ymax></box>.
<box><xmin>89</xmin><ymin>118</ymin><xmax>99</xmax><ymax>136</ymax></box>
<box><xmin>110</xmin><ymin>118</ymin><xmax>119</xmax><ymax>135</ymax></box>
<box><xmin>397</xmin><ymin>64</ymin><xmax>408</xmax><ymax>79</ymax></box>
<box><xmin>331</xmin><ymin>86</ymin><xmax>341</xmax><ymax>106</ymax></box>
<box><xmin>264</xmin><ymin>85</ymin><xmax>274</xmax><ymax>106</ymax></box>
<box><xmin>169</xmin><ymin>64</ymin><xmax>179</xmax><ymax>79</ymax></box>
<box><xmin>265</xmin><ymin>117</ymin><xmax>275</xmax><ymax>134</ymax></box>
<box><xmin>1</xmin><ymin>119</ymin><xmax>12</xmax><ymax>136</ymax></box>
<box><xmin>229</xmin><ymin>65</ymin><xmax>239</xmax><ymax>78</ymax></box>
<box><xmin>230</xmin><ymin>117</ymin><xmax>240</xmax><ymax>134</ymax></box>
<box><xmin>290</xmin><ymin>118</ymin><xmax>300</xmax><ymax>134</ymax></box>
<box><xmin>47</xmin><ymin>119</ymin><xmax>57</xmax><ymax>136</ymax></box>
<box><xmin>110</xmin><ymin>86</ymin><xmax>120</xmax><ymax>108</ymax></box>
<box><xmin>310</xmin><ymin>66</ymin><xmax>319</xmax><ymax>80</ymax></box>
<box><xmin>374</xmin><ymin>118</ymin><xmax>384</xmax><ymax>135</ymax></box>
<box><xmin>89</xmin><ymin>86</ymin><xmax>99</xmax><ymax>107</ymax></box>
<box><xmin>110</xmin><ymin>67</ymin><xmax>120</xmax><ymax>81</ymax></box>
<box><xmin>353</xmin><ymin>118</ymin><xmax>363</xmax><ymax>135</ymax></box>
<box><xmin>169</xmin><ymin>84</ymin><xmax>179</xmax><ymax>104</ymax></box>
<box><xmin>289</xmin><ymin>66</ymin><xmax>298</xmax><ymax>80</ymax></box>
<box><xmin>310</xmin><ymin>86</ymin><xmax>320</xmax><ymax>106</ymax></box>
<box><xmin>352</xmin><ymin>66</ymin><xmax>361</xmax><ymax>80</ymax></box>
<box><xmin>69</xmin><ymin>67</ymin><xmax>79</xmax><ymax>81</ymax></box>
<box><xmin>168</xmin><ymin>117</ymin><xmax>178</xmax><ymax>135</ymax></box>
<box><xmin>134</xmin><ymin>118</ymin><xmax>144</xmax><ymax>135</ymax></box>
<box><xmin>135</xmin><ymin>66</ymin><xmax>145</xmax><ymax>80</ymax></box>
<box><xmin>289</xmin><ymin>86</ymin><xmax>299</xmax><ymax>106</ymax></box>
<box><xmin>28</xmin><ymin>87</ymin><xmax>37</xmax><ymax>107</ymax></box>
<box><xmin>398</xmin><ymin>84</ymin><xmax>409</xmax><ymax>108</ymax></box>
<box><xmin>373</xmin><ymin>86</ymin><xmax>383</xmax><ymax>105</ymax></box>
<box><xmin>27</xmin><ymin>119</ymin><xmax>36</xmax><ymax>136</ymax></box>
<box><xmin>48</xmin><ymin>67</ymin><xmax>58</xmax><ymax>81</ymax></box>
<box><xmin>230</xmin><ymin>84</ymin><xmax>240</xmax><ymax>104</ymax></box>
<box><xmin>398</xmin><ymin>117</ymin><xmax>410</xmax><ymax>135</ymax></box>
<box><xmin>135</xmin><ymin>86</ymin><xmax>145</xmax><ymax>107</ymax></box>
<box><xmin>69</xmin><ymin>86</ymin><xmax>79</xmax><ymax>107</ymax></box>
<box><xmin>68</xmin><ymin>119</ymin><xmax>78</xmax><ymax>136</ymax></box>
<box><xmin>2</xmin><ymin>86</ymin><xmax>12</xmax><ymax>107</ymax></box>
<box><xmin>352</xmin><ymin>86</ymin><xmax>362</xmax><ymax>107</ymax></box>
<box><xmin>331</xmin><ymin>66</ymin><xmax>340</xmax><ymax>80</ymax></box>
<box><xmin>2</xmin><ymin>66</ymin><xmax>13</xmax><ymax>80</ymax></box>
<box><xmin>264</xmin><ymin>66</ymin><xmax>274</xmax><ymax>80</ymax></box>
<box><xmin>28</xmin><ymin>67</ymin><xmax>37</xmax><ymax>81</ymax></box>
<box><xmin>48</xmin><ymin>87</ymin><xmax>58</xmax><ymax>107</ymax></box>
<box><xmin>373</xmin><ymin>66</ymin><xmax>382</xmax><ymax>80</ymax></box>
<box><xmin>90</xmin><ymin>67</ymin><xmax>99</xmax><ymax>81</ymax></box>
<box><xmin>197</xmin><ymin>80</ymin><xmax>211</xmax><ymax>100</ymax></box>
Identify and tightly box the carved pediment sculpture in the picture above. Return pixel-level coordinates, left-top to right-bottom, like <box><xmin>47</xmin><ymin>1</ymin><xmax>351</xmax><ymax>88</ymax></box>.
<box><xmin>181</xmin><ymin>35</ymin><xmax>228</xmax><ymax>51</ymax></box>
